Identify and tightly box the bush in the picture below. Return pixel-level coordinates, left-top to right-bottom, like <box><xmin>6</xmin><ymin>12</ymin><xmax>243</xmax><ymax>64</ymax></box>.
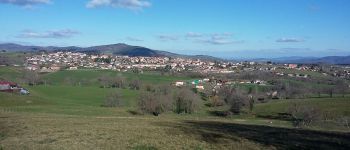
<box><xmin>337</xmin><ymin>117</ymin><xmax>350</xmax><ymax>129</ymax></box>
<box><xmin>173</xmin><ymin>88</ymin><xmax>200</xmax><ymax>114</ymax></box>
<box><xmin>218</xmin><ymin>87</ymin><xmax>248</xmax><ymax>114</ymax></box>
<box><xmin>287</xmin><ymin>103</ymin><xmax>322</xmax><ymax>127</ymax></box>
<box><xmin>102</xmin><ymin>91</ymin><xmax>123</xmax><ymax>107</ymax></box>
<box><xmin>209</xmin><ymin>95</ymin><xmax>225</xmax><ymax>107</ymax></box>
<box><xmin>112</xmin><ymin>76</ymin><xmax>127</xmax><ymax>89</ymax></box>
<box><xmin>129</xmin><ymin>79</ymin><xmax>141</xmax><ymax>90</ymax></box>
<box><xmin>138</xmin><ymin>86</ymin><xmax>200</xmax><ymax>115</ymax></box>
<box><xmin>138</xmin><ymin>91</ymin><xmax>171</xmax><ymax>116</ymax></box>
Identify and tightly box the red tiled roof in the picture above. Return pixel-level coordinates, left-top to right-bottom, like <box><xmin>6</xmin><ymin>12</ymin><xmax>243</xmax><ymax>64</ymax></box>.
<box><xmin>0</xmin><ymin>81</ymin><xmax>17</xmax><ymax>85</ymax></box>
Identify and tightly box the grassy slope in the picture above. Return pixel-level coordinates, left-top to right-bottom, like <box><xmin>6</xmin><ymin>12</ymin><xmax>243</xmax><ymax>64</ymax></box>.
<box><xmin>254</xmin><ymin>98</ymin><xmax>350</xmax><ymax>117</ymax></box>
<box><xmin>0</xmin><ymin>66</ymin><xmax>24</xmax><ymax>82</ymax></box>
<box><xmin>43</xmin><ymin>69</ymin><xmax>193</xmax><ymax>85</ymax></box>
<box><xmin>1</xmin><ymin>67</ymin><xmax>350</xmax><ymax>149</ymax></box>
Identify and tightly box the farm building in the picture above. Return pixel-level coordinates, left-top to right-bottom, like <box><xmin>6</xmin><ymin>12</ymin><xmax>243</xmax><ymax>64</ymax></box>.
<box><xmin>0</xmin><ymin>81</ymin><xmax>29</xmax><ymax>94</ymax></box>
<box><xmin>0</xmin><ymin>81</ymin><xmax>18</xmax><ymax>91</ymax></box>
<box><xmin>175</xmin><ymin>81</ymin><xmax>185</xmax><ymax>87</ymax></box>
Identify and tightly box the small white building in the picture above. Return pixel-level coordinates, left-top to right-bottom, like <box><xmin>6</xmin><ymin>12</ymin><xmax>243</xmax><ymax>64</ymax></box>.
<box><xmin>175</xmin><ymin>81</ymin><xmax>184</xmax><ymax>87</ymax></box>
<box><xmin>195</xmin><ymin>85</ymin><xmax>205</xmax><ymax>90</ymax></box>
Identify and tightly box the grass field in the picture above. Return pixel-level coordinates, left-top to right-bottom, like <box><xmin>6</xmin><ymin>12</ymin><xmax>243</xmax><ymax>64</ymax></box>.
<box><xmin>255</xmin><ymin>98</ymin><xmax>350</xmax><ymax>117</ymax></box>
<box><xmin>43</xmin><ymin>69</ymin><xmax>193</xmax><ymax>86</ymax></box>
<box><xmin>1</xmin><ymin>67</ymin><xmax>350</xmax><ymax>149</ymax></box>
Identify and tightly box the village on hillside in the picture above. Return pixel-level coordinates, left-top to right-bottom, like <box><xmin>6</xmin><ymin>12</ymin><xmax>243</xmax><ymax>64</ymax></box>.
<box><xmin>24</xmin><ymin>52</ymin><xmax>350</xmax><ymax>79</ymax></box>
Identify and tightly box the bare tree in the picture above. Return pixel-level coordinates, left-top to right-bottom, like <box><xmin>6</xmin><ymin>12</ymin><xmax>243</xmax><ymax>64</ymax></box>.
<box><xmin>324</xmin><ymin>86</ymin><xmax>335</xmax><ymax>98</ymax></box>
<box><xmin>337</xmin><ymin>117</ymin><xmax>350</xmax><ymax>129</ymax></box>
<box><xmin>157</xmin><ymin>84</ymin><xmax>172</xmax><ymax>95</ymax></box>
<box><xmin>173</xmin><ymin>88</ymin><xmax>201</xmax><ymax>114</ymax></box>
<box><xmin>23</xmin><ymin>70</ymin><xmax>41</xmax><ymax>86</ymax></box>
<box><xmin>98</xmin><ymin>75</ymin><xmax>112</xmax><ymax>88</ymax></box>
<box><xmin>102</xmin><ymin>91</ymin><xmax>123</xmax><ymax>107</ymax></box>
<box><xmin>129</xmin><ymin>79</ymin><xmax>142</xmax><ymax>90</ymax></box>
<box><xmin>248</xmin><ymin>95</ymin><xmax>254</xmax><ymax>113</ymax></box>
<box><xmin>138</xmin><ymin>91</ymin><xmax>171</xmax><ymax>116</ymax></box>
<box><xmin>144</xmin><ymin>84</ymin><xmax>155</xmax><ymax>92</ymax></box>
<box><xmin>210</xmin><ymin>95</ymin><xmax>224</xmax><ymax>107</ymax></box>
<box><xmin>218</xmin><ymin>86</ymin><xmax>248</xmax><ymax>114</ymax></box>
<box><xmin>334</xmin><ymin>80</ymin><xmax>349</xmax><ymax>97</ymax></box>
<box><xmin>112</xmin><ymin>76</ymin><xmax>127</xmax><ymax>88</ymax></box>
<box><xmin>287</xmin><ymin>103</ymin><xmax>322</xmax><ymax>127</ymax></box>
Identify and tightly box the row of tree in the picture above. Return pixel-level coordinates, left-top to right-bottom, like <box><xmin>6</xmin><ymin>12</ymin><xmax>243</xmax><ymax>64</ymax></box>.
<box><xmin>98</xmin><ymin>75</ymin><xmax>141</xmax><ymax>90</ymax></box>
<box><xmin>103</xmin><ymin>84</ymin><xmax>201</xmax><ymax>116</ymax></box>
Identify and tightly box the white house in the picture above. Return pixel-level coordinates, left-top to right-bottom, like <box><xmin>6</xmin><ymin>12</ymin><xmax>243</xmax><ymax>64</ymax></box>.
<box><xmin>175</xmin><ymin>81</ymin><xmax>184</xmax><ymax>87</ymax></box>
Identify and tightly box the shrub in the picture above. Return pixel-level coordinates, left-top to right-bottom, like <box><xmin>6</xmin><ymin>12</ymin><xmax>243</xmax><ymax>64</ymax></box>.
<box><xmin>102</xmin><ymin>91</ymin><xmax>123</xmax><ymax>107</ymax></box>
<box><xmin>209</xmin><ymin>95</ymin><xmax>225</xmax><ymax>107</ymax></box>
<box><xmin>138</xmin><ymin>91</ymin><xmax>171</xmax><ymax>116</ymax></box>
<box><xmin>218</xmin><ymin>87</ymin><xmax>248</xmax><ymax>114</ymax></box>
<box><xmin>112</xmin><ymin>76</ymin><xmax>127</xmax><ymax>89</ymax></box>
<box><xmin>337</xmin><ymin>117</ymin><xmax>350</xmax><ymax>129</ymax></box>
<box><xmin>173</xmin><ymin>88</ymin><xmax>200</xmax><ymax>114</ymax></box>
<box><xmin>287</xmin><ymin>103</ymin><xmax>322</xmax><ymax>127</ymax></box>
<box><xmin>129</xmin><ymin>79</ymin><xmax>141</xmax><ymax>90</ymax></box>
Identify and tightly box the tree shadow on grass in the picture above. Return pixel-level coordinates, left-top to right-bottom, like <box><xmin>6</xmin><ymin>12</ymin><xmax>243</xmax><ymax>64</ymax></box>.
<box><xmin>157</xmin><ymin>120</ymin><xmax>350</xmax><ymax>150</ymax></box>
<box><xmin>256</xmin><ymin>113</ymin><xmax>293</xmax><ymax>121</ymax></box>
<box><xmin>207</xmin><ymin>110</ymin><xmax>231</xmax><ymax>117</ymax></box>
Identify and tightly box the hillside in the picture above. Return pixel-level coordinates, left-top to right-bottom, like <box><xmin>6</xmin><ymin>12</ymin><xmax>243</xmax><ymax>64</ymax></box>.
<box><xmin>1</xmin><ymin>67</ymin><xmax>350</xmax><ymax>149</ymax></box>
<box><xmin>0</xmin><ymin>43</ymin><xmax>221</xmax><ymax>60</ymax></box>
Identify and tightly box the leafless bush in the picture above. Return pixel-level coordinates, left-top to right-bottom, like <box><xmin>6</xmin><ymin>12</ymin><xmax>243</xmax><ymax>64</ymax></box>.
<box><xmin>334</xmin><ymin>80</ymin><xmax>349</xmax><ymax>97</ymax></box>
<box><xmin>209</xmin><ymin>95</ymin><xmax>225</xmax><ymax>107</ymax></box>
<box><xmin>337</xmin><ymin>117</ymin><xmax>350</xmax><ymax>129</ymax></box>
<box><xmin>173</xmin><ymin>88</ymin><xmax>201</xmax><ymax>114</ymax></box>
<box><xmin>98</xmin><ymin>75</ymin><xmax>112</xmax><ymax>88</ymax></box>
<box><xmin>138</xmin><ymin>91</ymin><xmax>172</xmax><ymax>116</ymax></box>
<box><xmin>112</xmin><ymin>76</ymin><xmax>127</xmax><ymax>89</ymax></box>
<box><xmin>102</xmin><ymin>91</ymin><xmax>123</xmax><ymax>107</ymax></box>
<box><xmin>287</xmin><ymin>103</ymin><xmax>322</xmax><ymax>127</ymax></box>
<box><xmin>23</xmin><ymin>70</ymin><xmax>41</xmax><ymax>86</ymax></box>
<box><xmin>144</xmin><ymin>84</ymin><xmax>155</xmax><ymax>92</ymax></box>
<box><xmin>129</xmin><ymin>79</ymin><xmax>141</xmax><ymax>90</ymax></box>
<box><xmin>218</xmin><ymin>87</ymin><xmax>248</xmax><ymax>114</ymax></box>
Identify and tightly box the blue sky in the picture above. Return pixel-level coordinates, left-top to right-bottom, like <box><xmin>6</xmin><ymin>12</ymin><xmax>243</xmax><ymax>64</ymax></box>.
<box><xmin>0</xmin><ymin>0</ymin><xmax>349</xmax><ymax>58</ymax></box>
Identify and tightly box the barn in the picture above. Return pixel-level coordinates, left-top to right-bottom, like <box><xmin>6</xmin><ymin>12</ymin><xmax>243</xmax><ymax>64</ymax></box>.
<box><xmin>0</xmin><ymin>81</ymin><xmax>21</xmax><ymax>93</ymax></box>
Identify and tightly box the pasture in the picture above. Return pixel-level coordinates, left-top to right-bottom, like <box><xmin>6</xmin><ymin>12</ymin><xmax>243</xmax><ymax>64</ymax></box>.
<box><xmin>0</xmin><ymin>66</ymin><xmax>350</xmax><ymax>149</ymax></box>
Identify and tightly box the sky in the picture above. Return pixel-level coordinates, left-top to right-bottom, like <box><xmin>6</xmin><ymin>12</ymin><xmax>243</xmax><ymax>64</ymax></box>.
<box><xmin>0</xmin><ymin>0</ymin><xmax>349</xmax><ymax>58</ymax></box>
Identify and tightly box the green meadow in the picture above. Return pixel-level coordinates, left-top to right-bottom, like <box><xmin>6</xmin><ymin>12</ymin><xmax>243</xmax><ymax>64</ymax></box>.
<box><xmin>0</xmin><ymin>66</ymin><xmax>349</xmax><ymax>149</ymax></box>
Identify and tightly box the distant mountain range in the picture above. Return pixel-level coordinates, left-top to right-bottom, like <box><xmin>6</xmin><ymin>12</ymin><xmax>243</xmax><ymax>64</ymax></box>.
<box><xmin>1</xmin><ymin>43</ymin><xmax>349</xmax><ymax>64</ymax></box>
<box><xmin>0</xmin><ymin>43</ymin><xmax>221</xmax><ymax>61</ymax></box>
<box><xmin>251</xmin><ymin>56</ymin><xmax>350</xmax><ymax>65</ymax></box>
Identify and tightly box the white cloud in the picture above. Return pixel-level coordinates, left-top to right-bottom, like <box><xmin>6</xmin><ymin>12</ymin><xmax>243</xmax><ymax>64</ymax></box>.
<box><xmin>189</xmin><ymin>32</ymin><xmax>242</xmax><ymax>45</ymax></box>
<box><xmin>276</xmin><ymin>38</ymin><xmax>304</xmax><ymax>43</ymax></box>
<box><xmin>185</xmin><ymin>32</ymin><xmax>204</xmax><ymax>38</ymax></box>
<box><xmin>199</xmin><ymin>39</ymin><xmax>244</xmax><ymax>45</ymax></box>
<box><xmin>17</xmin><ymin>29</ymin><xmax>80</xmax><ymax>38</ymax></box>
<box><xmin>126</xmin><ymin>37</ymin><xmax>143</xmax><ymax>42</ymax></box>
<box><xmin>86</xmin><ymin>0</ymin><xmax>151</xmax><ymax>10</ymax></box>
<box><xmin>0</xmin><ymin>0</ymin><xmax>51</xmax><ymax>6</ymax></box>
<box><xmin>157</xmin><ymin>35</ymin><xmax>179</xmax><ymax>41</ymax></box>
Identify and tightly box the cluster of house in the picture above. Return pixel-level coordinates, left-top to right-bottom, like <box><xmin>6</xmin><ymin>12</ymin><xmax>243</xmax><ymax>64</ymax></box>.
<box><xmin>331</xmin><ymin>69</ymin><xmax>350</xmax><ymax>78</ymax></box>
<box><xmin>24</xmin><ymin>52</ymin><xmax>350</xmax><ymax>80</ymax></box>
<box><xmin>174</xmin><ymin>78</ymin><xmax>267</xmax><ymax>91</ymax></box>
<box><xmin>275</xmin><ymin>72</ymin><xmax>310</xmax><ymax>78</ymax></box>
<box><xmin>175</xmin><ymin>79</ymin><xmax>210</xmax><ymax>90</ymax></box>
<box><xmin>25</xmin><ymin>52</ymin><xmax>240</xmax><ymax>73</ymax></box>
<box><xmin>0</xmin><ymin>81</ymin><xmax>29</xmax><ymax>95</ymax></box>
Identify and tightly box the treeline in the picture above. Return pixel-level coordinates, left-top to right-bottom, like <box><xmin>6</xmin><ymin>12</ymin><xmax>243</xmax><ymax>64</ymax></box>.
<box><xmin>138</xmin><ymin>85</ymin><xmax>200</xmax><ymax>115</ymax></box>
<box><xmin>102</xmin><ymin>83</ymin><xmax>201</xmax><ymax>116</ymax></box>
<box><xmin>97</xmin><ymin>75</ymin><xmax>141</xmax><ymax>90</ymax></box>
<box><xmin>215</xmin><ymin>70</ymin><xmax>349</xmax><ymax>99</ymax></box>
